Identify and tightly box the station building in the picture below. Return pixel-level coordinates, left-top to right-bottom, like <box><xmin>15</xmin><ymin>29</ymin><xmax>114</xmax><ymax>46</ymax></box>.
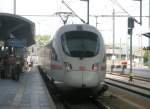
<box><xmin>105</xmin><ymin>44</ymin><xmax>144</xmax><ymax>69</ymax></box>
<box><xmin>142</xmin><ymin>31</ymin><xmax>150</xmax><ymax>68</ymax></box>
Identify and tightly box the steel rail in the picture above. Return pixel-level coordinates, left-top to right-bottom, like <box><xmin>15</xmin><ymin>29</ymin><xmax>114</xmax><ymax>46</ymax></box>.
<box><xmin>105</xmin><ymin>78</ymin><xmax>150</xmax><ymax>98</ymax></box>
<box><xmin>107</xmin><ymin>72</ymin><xmax>150</xmax><ymax>82</ymax></box>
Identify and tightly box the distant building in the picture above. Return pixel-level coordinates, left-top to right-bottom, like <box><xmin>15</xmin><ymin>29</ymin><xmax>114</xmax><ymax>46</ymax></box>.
<box><xmin>105</xmin><ymin>44</ymin><xmax>144</xmax><ymax>68</ymax></box>
<box><xmin>142</xmin><ymin>32</ymin><xmax>150</xmax><ymax>68</ymax></box>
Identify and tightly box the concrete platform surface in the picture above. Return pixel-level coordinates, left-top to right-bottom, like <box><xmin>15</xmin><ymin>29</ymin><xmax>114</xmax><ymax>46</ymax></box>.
<box><xmin>0</xmin><ymin>66</ymin><xmax>56</xmax><ymax>109</ymax></box>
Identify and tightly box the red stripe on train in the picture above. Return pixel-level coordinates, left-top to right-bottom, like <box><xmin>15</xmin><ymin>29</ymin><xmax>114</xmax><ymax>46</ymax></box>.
<box><xmin>51</xmin><ymin>64</ymin><xmax>63</xmax><ymax>69</ymax></box>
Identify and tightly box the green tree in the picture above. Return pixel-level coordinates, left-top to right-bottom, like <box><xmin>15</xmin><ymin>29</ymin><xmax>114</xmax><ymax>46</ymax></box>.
<box><xmin>143</xmin><ymin>50</ymin><xmax>148</xmax><ymax>66</ymax></box>
<box><xmin>36</xmin><ymin>35</ymin><xmax>51</xmax><ymax>46</ymax></box>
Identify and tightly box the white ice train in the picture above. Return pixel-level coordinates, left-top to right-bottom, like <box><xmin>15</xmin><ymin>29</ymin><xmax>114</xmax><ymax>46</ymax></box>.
<box><xmin>39</xmin><ymin>24</ymin><xmax>107</xmax><ymax>94</ymax></box>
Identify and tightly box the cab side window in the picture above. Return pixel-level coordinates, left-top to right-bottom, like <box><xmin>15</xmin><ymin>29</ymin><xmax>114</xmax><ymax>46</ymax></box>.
<box><xmin>51</xmin><ymin>47</ymin><xmax>58</xmax><ymax>61</ymax></box>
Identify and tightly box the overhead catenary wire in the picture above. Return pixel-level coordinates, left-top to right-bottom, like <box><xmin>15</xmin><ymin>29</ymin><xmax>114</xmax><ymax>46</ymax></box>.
<box><xmin>109</xmin><ymin>0</ymin><xmax>141</xmax><ymax>24</ymax></box>
<box><xmin>19</xmin><ymin>14</ymin><xmax>149</xmax><ymax>18</ymax></box>
<box><xmin>61</xmin><ymin>0</ymin><xmax>86</xmax><ymax>23</ymax></box>
<box><xmin>56</xmin><ymin>0</ymin><xmax>61</xmax><ymax>12</ymax></box>
<box><xmin>110</xmin><ymin>0</ymin><xmax>130</xmax><ymax>15</ymax></box>
<box><xmin>90</xmin><ymin>15</ymin><xmax>149</xmax><ymax>18</ymax></box>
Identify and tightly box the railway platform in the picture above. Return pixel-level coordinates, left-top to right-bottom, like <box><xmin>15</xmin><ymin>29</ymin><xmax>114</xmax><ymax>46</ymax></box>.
<box><xmin>0</xmin><ymin>66</ymin><xmax>56</xmax><ymax>109</ymax></box>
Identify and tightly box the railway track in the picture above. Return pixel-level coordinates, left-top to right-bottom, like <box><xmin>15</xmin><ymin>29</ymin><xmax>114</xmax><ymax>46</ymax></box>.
<box><xmin>38</xmin><ymin>67</ymin><xmax>150</xmax><ymax>109</ymax></box>
<box><xmin>38</xmin><ymin>66</ymin><xmax>110</xmax><ymax>109</ymax></box>
<box><xmin>107</xmin><ymin>72</ymin><xmax>150</xmax><ymax>82</ymax></box>
<box><xmin>105</xmin><ymin>74</ymin><xmax>150</xmax><ymax>98</ymax></box>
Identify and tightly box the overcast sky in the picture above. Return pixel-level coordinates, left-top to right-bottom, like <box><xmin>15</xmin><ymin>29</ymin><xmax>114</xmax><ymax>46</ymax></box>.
<box><xmin>0</xmin><ymin>0</ymin><xmax>150</xmax><ymax>47</ymax></box>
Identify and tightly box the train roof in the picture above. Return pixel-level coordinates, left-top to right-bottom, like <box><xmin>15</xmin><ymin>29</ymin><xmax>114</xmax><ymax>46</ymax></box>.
<box><xmin>54</xmin><ymin>24</ymin><xmax>102</xmax><ymax>37</ymax></box>
<box><xmin>0</xmin><ymin>13</ymin><xmax>35</xmax><ymax>47</ymax></box>
<box><xmin>46</xmin><ymin>24</ymin><xmax>103</xmax><ymax>48</ymax></box>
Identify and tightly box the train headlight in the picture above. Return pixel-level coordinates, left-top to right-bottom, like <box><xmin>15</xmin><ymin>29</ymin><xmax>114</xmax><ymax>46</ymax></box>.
<box><xmin>92</xmin><ymin>63</ymin><xmax>99</xmax><ymax>71</ymax></box>
<box><xmin>64</xmin><ymin>62</ymin><xmax>72</xmax><ymax>71</ymax></box>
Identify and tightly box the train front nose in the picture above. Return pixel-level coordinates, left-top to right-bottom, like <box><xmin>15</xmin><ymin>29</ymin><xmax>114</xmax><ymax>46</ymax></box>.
<box><xmin>82</xmin><ymin>71</ymin><xmax>100</xmax><ymax>87</ymax></box>
<box><xmin>64</xmin><ymin>71</ymin><xmax>82</xmax><ymax>87</ymax></box>
<box><xmin>64</xmin><ymin>70</ymin><xmax>100</xmax><ymax>88</ymax></box>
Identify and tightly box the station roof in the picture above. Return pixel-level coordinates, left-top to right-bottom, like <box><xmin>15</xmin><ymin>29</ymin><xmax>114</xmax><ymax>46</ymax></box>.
<box><xmin>0</xmin><ymin>13</ymin><xmax>35</xmax><ymax>47</ymax></box>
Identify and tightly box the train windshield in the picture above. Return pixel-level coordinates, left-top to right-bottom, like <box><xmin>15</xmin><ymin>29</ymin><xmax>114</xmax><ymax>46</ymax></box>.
<box><xmin>61</xmin><ymin>31</ymin><xmax>100</xmax><ymax>58</ymax></box>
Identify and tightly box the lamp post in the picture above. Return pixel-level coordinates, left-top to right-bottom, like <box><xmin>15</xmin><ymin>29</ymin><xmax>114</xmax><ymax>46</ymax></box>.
<box><xmin>112</xmin><ymin>9</ymin><xmax>115</xmax><ymax>66</ymax></box>
<box><xmin>80</xmin><ymin>0</ymin><xmax>89</xmax><ymax>24</ymax></box>
<box><xmin>14</xmin><ymin>0</ymin><xmax>16</xmax><ymax>15</ymax></box>
<box><xmin>149</xmin><ymin>0</ymin><xmax>150</xmax><ymax>68</ymax></box>
<box><xmin>128</xmin><ymin>17</ymin><xmax>134</xmax><ymax>74</ymax></box>
<box><xmin>149</xmin><ymin>0</ymin><xmax>150</xmax><ymax>28</ymax></box>
<box><xmin>139</xmin><ymin>34</ymin><xmax>143</xmax><ymax>67</ymax></box>
<box><xmin>129</xmin><ymin>29</ymin><xmax>133</xmax><ymax>74</ymax></box>
<box><xmin>139</xmin><ymin>0</ymin><xmax>142</xmax><ymax>25</ymax></box>
<box><xmin>133</xmin><ymin>0</ymin><xmax>142</xmax><ymax>25</ymax></box>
